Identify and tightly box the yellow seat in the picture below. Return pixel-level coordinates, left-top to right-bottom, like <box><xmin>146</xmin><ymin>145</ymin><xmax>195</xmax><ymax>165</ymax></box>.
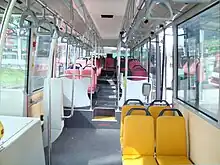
<box><xmin>156</xmin><ymin>156</ymin><xmax>192</xmax><ymax>165</ymax></box>
<box><xmin>148</xmin><ymin>105</ymin><xmax>172</xmax><ymax>120</ymax></box>
<box><xmin>123</xmin><ymin>156</ymin><xmax>157</xmax><ymax>165</ymax></box>
<box><xmin>122</xmin><ymin>109</ymin><xmax>157</xmax><ymax>165</ymax></box>
<box><xmin>156</xmin><ymin>109</ymin><xmax>193</xmax><ymax>165</ymax></box>
<box><xmin>120</xmin><ymin>104</ymin><xmax>145</xmax><ymax>145</ymax></box>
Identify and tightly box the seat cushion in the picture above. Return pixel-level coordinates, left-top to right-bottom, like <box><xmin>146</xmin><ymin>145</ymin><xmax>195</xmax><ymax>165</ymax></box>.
<box><xmin>157</xmin><ymin>156</ymin><xmax>193</xmax><ymax>165</ymax></box>
<box><xmin>123</xmin><ymin>156</ymin><xmax>157</xmax><ymax>165</ymax></box>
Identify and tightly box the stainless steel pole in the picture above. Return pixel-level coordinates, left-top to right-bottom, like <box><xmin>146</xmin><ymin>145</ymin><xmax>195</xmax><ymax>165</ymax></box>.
<box><xmin>117</xmin><ymin>38</ymin><xmax>121</xmax><ymax>111</ymax></box>
<box><xmin>156</xmin><ymin>35</ymin><xmax>161</xmax><ymax>100</ymax></box>
<box><xmin>48</xmin><ymin>78</ymin><xmax>52</xmax><ymax>165</ymax></box>
<box><xmin>124</xmin><ymin>45</ymin><xmax>129</xmax><ymax>102</ymax></box>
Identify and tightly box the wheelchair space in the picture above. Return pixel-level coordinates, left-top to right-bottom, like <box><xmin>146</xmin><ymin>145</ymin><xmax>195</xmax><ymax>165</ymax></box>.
<box><xmin>46</xmin><ymin>128</ymin><xmax>122</xmax><ymax>165</ymax></box>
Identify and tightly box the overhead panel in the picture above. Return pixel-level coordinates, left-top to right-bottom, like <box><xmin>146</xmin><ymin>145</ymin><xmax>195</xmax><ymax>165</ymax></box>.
<box><xmin>83</xmin><ymin>0</ymin><xmax>129</xmax><ymax>40</ymax></box>
<box><xmin>43</xmin><ymin>0</ymin><xmax>87</xmax><ymax>35</ymax></box>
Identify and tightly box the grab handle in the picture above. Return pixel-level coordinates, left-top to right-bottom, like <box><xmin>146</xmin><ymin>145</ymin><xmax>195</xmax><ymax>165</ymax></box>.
<box><xmin>158</xmin><ymin>108</ymin><xmax>183</xmax><ymax>117</ymax></box>
<box><xmin>61</xmin><ymin>24</ymin><xmax>70</xmax><ymax>43</ymax></box>
<box><xmin>36</xmin><ymin>19</ymin><xmax>53</xmax><ymax>36</ymax></box>
<box><xmin>52</xmin><ymin>16</ymin><xmax>60</xmax><ymax>39</ymax></box>
<box><xmin>123</xmin><ymin>99</ymin><xmax>144</xmax><ymax>106</ymax></box>
<box><xmin>20</xmin><ymin>9</ymin><xmax>38</xmax><ymax>28</ymax></box>
<box><xmin>126</xmin><ymin>108</ymin><xmax>151</xmax><ymax>116</ymax></box>
<box><xmin>146</xmin><ymin>0</ymin><xmax>173</xmax><ymax>21</ymax></box>
<box><xmin>36</xmin><ymin>8</ymin><xmax>53</xmax><ymax>36</ymax></box>
<box><xmin>150</xmin><ymin>100</ymin><xmax>169</xmax><ymax>106</ymax></box>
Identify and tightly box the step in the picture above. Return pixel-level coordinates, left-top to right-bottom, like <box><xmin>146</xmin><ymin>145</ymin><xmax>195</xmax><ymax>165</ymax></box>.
<box><xmin>93</xmin><ymin>108</ymin><xmax>116</xmax><ymax>122</ymax></box>
<box><xmin>96</xmin><ymin>99</ymin><xmax>116</xmax><ymax>104</ymax></box>
<box><xmin>98</xmin><ymin>78</ymin><xmax>117</xmax><ymax>81</ymax></box>
<box><xmin>97</xmin><ymin>95</ymin><xmax>117</xmax><ymax>99</ymax></box>
<box><xmin>100</xmin><ymin>84</ymin><xmax>116</xmax><ymax>89</ymax></box>
<box><xmin>98</xmin><ymin>92</ymin><xmax>117</xmax><ymax>97</ymax></box>
<box><xmin>95</xmin><ymin>103</ymin><xmax>117</xmax><ymax>108</ymax></box>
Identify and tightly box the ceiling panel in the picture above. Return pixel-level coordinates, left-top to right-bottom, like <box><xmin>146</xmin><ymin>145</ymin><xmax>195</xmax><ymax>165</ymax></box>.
<box><xmin>84</xmin><ymin>0</ymin><xmax>128</xmax><ymax>40</ymax></box>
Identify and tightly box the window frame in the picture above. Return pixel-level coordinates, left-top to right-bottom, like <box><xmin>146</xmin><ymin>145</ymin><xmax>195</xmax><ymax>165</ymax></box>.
<box><xmin>173</xmin><ymin>1</ymin><xmax>220</xmax><ymax>127</ymax></box>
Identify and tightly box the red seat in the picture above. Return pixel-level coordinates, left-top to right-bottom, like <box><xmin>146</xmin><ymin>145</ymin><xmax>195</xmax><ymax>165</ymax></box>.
<box><xmin>81</xmin><ymin>66</ymin><xmax>97</xmax><ymax>94</ymax></box>
<box><xmin>131</xmin><ymin>68</ymin><xmax>147</xmax><ymax>80</ymax></box>
<box><xmin>105</xmin><ymin>57</ymin><xmax>115</xmax><ymax>71</ymax></box>
<box><xmin>129</xmin><ymin>60</ymin><xmax>141</xmax><ymax>70</ymax></box>
<box><xmin>65</xmin><ymin>69</ymin><xmax>80</xmax><ymax>79</ymax></box>
<box><xmin>76</xmin><ymin>59</ymin><xmax>87</xmax><ymax>68</ymax></box>
<box><xmin>96</xmin><ymin>59</ymin><xmax>102</xmax><ymax>76</ymax></box>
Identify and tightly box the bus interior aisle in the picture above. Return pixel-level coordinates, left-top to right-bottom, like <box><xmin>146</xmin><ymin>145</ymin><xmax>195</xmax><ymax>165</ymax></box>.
<box><xmin>45</xmin><ymin>128</ymin><xmax>121</xmax><ymax>165</ymax></box>
<box><xmin>0</xmin><ymin>0</ymin><xmax>220</xmax><ymax>165</ymax></box>
<box><xmin>46</xmin><ymin>56</ymin><xmax>122</xmax><ymax>165</ymax></box>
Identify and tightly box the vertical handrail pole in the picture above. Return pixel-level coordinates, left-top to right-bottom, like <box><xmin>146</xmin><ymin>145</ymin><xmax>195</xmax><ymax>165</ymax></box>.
<box><xmin>90</xmin><ymin>39</ymin><xmax>95</xmax><ymax>110</ymax></box>
<box><xmin>156</xmin><ymin>35</ymin><xmax>161</xmax><ymax>100</ymax></box>
<box><xmin>48</xmin><ymin>78</ymin><xmax>52</xmax><ymax>165</ymax></box>
<box><xmin>0</xmin><ymin>0</ymin><xmax>17</xmax><ymax>65</ymax></box>
<box><xmin>124</xmin><ymin>45</ymin><xmax>128</xmax><ymax>103</ymax></box>
<box><xmin>161</xmin><ymin>28</ymin><xmax>166</xmax><ymax>100</ymax></box>
<box><xmin>148</xmin><ymin>38</ymin><xmax>151</xmax><ymax>83</ymax></box>
<box><xmin>117</xmin><ymin>36</ymin><xmax>122</xmax><ymax>111</ymax></box>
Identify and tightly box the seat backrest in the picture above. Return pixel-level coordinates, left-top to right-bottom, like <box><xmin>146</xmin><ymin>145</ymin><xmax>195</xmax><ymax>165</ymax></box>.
<box><xmin>65</xmin><ymin>69</ymin><xmax>80</xmax><ymax>79</ymax></box>
<box><xmin>148</xmin><ymin>100</ymin><xmax>172</xmax><ymax>120</ymax></box>
<box><xmin>129</xmin><ymin>60</ymin><xmax>141</xmax><ymax>70</ymax></box>
<box><xmin>105</xmin><ymin>57</ymin><xmax>115</xmax><ymax>69</ymax></box>
<box><xmin>120</xmin><ymin>100</ymin><xmax>146</xmax><ymax>145</ymax></box>
<box><xmin>131</xmin><ymin>66</ymin><xmax>148</xmax><ymax>80</ymax></box>
<box><xmin>81</xmin><ymin>67</ymin><xmax>97</xmax><ymax>93</ymax></box>
<box><xmin>76</xmin><ymin>59</ymin><xmax>87</xmax><ymax>68</ymax></box>
<box><xmin>122</xmin><ymin>109</ymin><xmax>154</xmax><ymax>156</ymax></box>
<box><xmin>156</xmin><ymin>109</ymin><xmax>187</xmax><ymax>156</ymax></box>
<box><xmin>148</xmin><ymin>105</ymin><xmax>172</xmax><ymax>120</ymax></box>
<box><xmin>121</xmin><ymin>105</ymin><xmax>146</xmax><ymax>125</ymax></box>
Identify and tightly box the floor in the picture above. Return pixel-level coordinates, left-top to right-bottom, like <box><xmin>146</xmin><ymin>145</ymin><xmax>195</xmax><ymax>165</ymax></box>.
<box><xmin>47</xmin><ymin>128</ymin><xmax>122</xmax><ymax>165</ymax></box>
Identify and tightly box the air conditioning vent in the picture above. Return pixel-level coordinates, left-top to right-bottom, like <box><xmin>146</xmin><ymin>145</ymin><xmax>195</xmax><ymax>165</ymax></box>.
<box><xmin>101</xmin><ymin>15</ymin><xmax>114</xmax><ymax>18</ymax></box>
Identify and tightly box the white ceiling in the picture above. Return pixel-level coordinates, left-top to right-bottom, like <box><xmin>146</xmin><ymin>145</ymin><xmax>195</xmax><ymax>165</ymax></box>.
<box><xmin>83</xmin><ymin>0</ymin><xmax>128</xmax><ymax>40</ymax></box>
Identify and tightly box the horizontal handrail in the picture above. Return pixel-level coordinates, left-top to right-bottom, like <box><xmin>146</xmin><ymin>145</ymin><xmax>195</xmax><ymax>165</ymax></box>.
<box><xmin>59</xmin><ymin>74</ymin><xmax>92</xmax><ymax>78</ymax></box>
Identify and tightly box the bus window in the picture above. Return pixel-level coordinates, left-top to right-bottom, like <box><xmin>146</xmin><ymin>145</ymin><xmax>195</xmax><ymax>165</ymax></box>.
<box><xmin>55</xmin><ymin>38</ymin><xmax>67</xmax><ymax>77</ymax></box>
<box><xmin>31</xmin><ymin>31</ymin><xmax>51</xmax><ymax>91</ymax></box>
<box><xmin>0</xmin><ymin>6</ymin><xmax>30</xmax><ymax>116</ymax></box>
<box><xmin>177</xmin><ymin>3</ymin><xmax>220</xmax><ymax>120</ymax></box>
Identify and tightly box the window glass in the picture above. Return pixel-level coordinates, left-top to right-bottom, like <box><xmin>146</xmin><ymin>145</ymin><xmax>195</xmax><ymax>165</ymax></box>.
<box><xmin>141</xmin><ymin>43</ymin><xmax>148</xmax><ymax>69</ymax></box>
<box><xmin>134</xmin><ymin>47</ymin><xmax>140</xmax><ymax>60</ymax></box>
<box><xmin>0</xmin><ymin>6</ymin><xmax>30</xmax><ymax>116</ymax></box>
<box><xmin>55</xmin><ymin>38</ymin><xmax>67</xmax><ymax>77</ymax></box>
<box><xmin>1</xmin><ymin>14</ymin><xmax>30</xmax><ymax>89</ymax></box>
<box><xmin>0</xmin><ymin>7</ymin><xmax>5</xmax><ymax>34</ymax></box>
<box><xmin>31</xmin><ymin>32</ymin><xmax>51</xmax><ymax>91</ymax></box>
<box><xmin>150</xmin><ymin>39</ymin><xmax>156</xmax><ymax>100</ymax></box>
<box><xmin>177</xmin><ymin>3</ymin><xmax>220</xmax><ymax>120</ymax></box>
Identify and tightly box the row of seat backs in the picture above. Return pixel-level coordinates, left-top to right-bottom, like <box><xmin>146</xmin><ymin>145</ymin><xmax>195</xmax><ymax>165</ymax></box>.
<box><xmin>76</xmin><ymin>59</ymin><xmax>102</xmax><ymax>76</ymax></box>
<box><xmin>122</xmin><ymin>107</ymin><xmax>192</xmax><ymax>165</ymax></box>
<box><xmin>65</xmin><ymin>65</ymin><xmax>98</xmax><ymax>93</ymax></box>
<box><xmin>120</xmin><ymin>99</ymin><xmax>172</xmax><ymax>145</ymax></box>
<box><xmin>128</xmin><ymin>60</ymin><xmax>148</xmax><ymax>80</ymax></box>
<box><xmin>65</xmin><ymin>58</ymin><xmax>103</xmax><ymax>93</ymax></box>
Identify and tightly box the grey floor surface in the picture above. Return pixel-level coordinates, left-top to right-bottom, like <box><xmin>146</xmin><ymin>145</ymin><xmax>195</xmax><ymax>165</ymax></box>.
<box><xmin>46</xmin><ymin>128</ymin><xmax>122</xmax><ymax>165</ymax></box>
